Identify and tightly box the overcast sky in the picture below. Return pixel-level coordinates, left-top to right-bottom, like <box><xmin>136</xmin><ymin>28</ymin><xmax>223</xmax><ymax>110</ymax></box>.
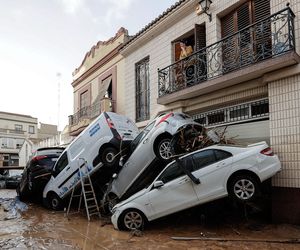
<box><xmin>0</xmin><ymin>0</ymin><xmax>177</xmax><ymax>130</ymax></box>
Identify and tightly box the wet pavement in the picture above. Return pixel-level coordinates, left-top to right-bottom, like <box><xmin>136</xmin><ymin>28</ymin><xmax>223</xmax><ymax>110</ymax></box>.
<box><xmin>1</xmin><ymin>189</ymin><xmax>300</xmax><ymax>249</ymax></box>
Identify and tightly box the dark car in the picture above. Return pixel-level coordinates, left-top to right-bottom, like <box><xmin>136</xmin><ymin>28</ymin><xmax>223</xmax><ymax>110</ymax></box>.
<box><xmin>17</xmin><ymin>147</ymin><xmax>65</xmax><ymax>200</ymax></box>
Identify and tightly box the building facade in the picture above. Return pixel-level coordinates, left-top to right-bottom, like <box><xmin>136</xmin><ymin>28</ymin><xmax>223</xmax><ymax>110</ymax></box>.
<box><xmin>121</xmin><ymin>0</ymin><xmax>300</xmax><ymax>223</ymax></box>
<box><xmin>0</xmin><ymin>111</ymin><xmax>38</xmax><ymax>167</ymax></box>
<box><xmin>69</xmin><ymin>27</ymin><xmax>130</xmax><ymax>136</ymax></box>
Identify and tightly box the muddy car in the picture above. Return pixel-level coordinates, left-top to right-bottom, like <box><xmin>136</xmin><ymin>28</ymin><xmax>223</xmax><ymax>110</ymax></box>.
<box><xmin>103</xmin><ymin>112</ymin><xmax>203</xmax><ymax>212</ymax></box>
<box><xmin>43</xmin><ymin>112</ymin><xmax>139</xmax><ymax>210</ymax></box>
<box><xmin>17</xmin><ymin>147</ymin><xmax>65</xmax><ymax>200</ymax></box>
<box><xmin>111</xmin><ymin>142</ymin><xmax>281</xmax><ymax>231</ymax></box>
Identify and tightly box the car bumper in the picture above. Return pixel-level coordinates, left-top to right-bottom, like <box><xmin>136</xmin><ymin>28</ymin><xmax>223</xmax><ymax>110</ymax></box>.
<box><xmin>111</xmin><ymin>209</ymin><xmax>121</xmax><ymax>230</ymax></box>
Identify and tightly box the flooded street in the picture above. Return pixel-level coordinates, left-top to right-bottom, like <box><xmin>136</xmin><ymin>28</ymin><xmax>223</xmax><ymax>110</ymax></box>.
<box><xmin>1</xmin><ymin>189</ymin><xmax>300</xmax><ymax>249</ymax></box>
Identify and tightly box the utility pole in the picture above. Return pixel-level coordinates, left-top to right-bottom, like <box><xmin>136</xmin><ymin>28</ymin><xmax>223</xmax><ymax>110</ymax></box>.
<box><xmin>56</xmin><ymin>72</ymin><xmax>61</xmax><ymax>131</ymax></box>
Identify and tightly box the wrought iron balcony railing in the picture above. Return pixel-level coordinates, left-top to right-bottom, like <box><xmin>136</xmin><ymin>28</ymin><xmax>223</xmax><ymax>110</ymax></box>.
<box><xmin>158</xmin><ymin>7</ymin><xmax>295</xmax><ymax>97</ymax></box>
<box><xmin>69</xmin><ymin>99</ymin><xmax>102</xmax><ymax>127</ymax></box>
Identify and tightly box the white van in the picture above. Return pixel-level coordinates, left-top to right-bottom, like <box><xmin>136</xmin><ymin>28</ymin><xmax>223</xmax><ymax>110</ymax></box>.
<box><xmin>42</xmin><ymin>112</ymin><xmax>139</xmax><ymax>210</ymax></box>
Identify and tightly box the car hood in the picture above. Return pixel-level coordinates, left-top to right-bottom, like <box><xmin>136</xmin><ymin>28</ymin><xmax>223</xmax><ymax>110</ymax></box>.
<box><xmin>114</xmin><ymin>188</ymin><xmax>149</xmax><ymax>209</ymax></box>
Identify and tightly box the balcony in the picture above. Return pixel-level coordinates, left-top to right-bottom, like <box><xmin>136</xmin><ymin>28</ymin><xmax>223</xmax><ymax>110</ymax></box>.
<box><xmin>69</xmin><ymin>97</ymin><xmax>113</xmax><ymax>136</ymax></box>
<box><xmin>158</xmin><ymin>7</ymin><xmax>299</xmax><ymax>105</ymax></box>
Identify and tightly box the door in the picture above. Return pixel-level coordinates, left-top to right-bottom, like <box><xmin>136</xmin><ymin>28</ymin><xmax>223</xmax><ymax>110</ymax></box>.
<box><xmin>51</xmin><ymin>152</ymin><xmax>73</xmax><ymax>197</ymax></box>
<box><xmin>147</xmin><ymin>161</ymin><xmax>198</xmax><ymax>220</ymax></box>
<box><xmin>190</xmin><ymin>149</ymin><xmax>233</xmax><ymax>202</ymax></box>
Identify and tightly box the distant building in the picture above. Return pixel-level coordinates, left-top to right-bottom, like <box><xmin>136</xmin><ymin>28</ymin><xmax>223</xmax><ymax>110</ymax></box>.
<box><xmin>0</xmin><ymin>111</ymin><xmax>61</xmax><ymax>167</ymax></box>
<box><xmin>0</xmin><ymin>111</ymin><xmax>38</xmax><ymax>167</ymax></box>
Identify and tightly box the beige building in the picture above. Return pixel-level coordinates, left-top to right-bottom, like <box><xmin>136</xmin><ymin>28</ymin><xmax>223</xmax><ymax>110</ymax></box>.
<box><xmin>121</xmin><ymin>0</ymin><xmax>300</xmax><ymax>223</ymax></box>
<box><xmin>0</xmin><ymin>111</ymin><xmax>38</xmax><ymax>167</ymax></box>
<box><xmin>69</xmin><ymin>27</ymin><xmax>130</xmax><ymax>136</ymax></box>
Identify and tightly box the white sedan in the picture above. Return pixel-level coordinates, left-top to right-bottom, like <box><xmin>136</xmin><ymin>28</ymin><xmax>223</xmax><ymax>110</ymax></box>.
<box><xmin>111</xmin><ymin>141</ymin><xmax>281</xmax><ymax>231</ymax></box>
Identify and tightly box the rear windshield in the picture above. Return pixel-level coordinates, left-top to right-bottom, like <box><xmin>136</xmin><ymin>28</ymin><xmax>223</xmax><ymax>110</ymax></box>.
<box><xmin>37</xmin><ymin>157</ymin><xmax>59</xmax><ymax>169</ymax></box>
<box><xmin>36</xmin><ymin>148</ymin><xmax>64</xmax><ymax>156</ymax></box>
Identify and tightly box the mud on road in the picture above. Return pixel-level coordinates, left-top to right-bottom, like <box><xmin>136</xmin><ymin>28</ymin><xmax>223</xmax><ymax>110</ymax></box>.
<box><xmin>1</xmin><ymin>189</ymin><xmax>300</xmax><ymax>249</ymax></box>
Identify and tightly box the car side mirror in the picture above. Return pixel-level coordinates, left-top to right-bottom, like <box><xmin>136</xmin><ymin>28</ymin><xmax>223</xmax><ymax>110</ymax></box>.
<box><xmin>112</xmin><ymin>173</ymin><xmax>118</xmax><ymax>179</ymax></box>
<box><xmin>153</xmin><ymin>180</ymin><xmax>164</xmax><ymax>189</ymax></box>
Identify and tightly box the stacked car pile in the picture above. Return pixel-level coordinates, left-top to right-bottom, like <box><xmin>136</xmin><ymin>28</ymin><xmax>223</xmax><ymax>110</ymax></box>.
<box><xmin>17</xmin><ymin>112</ymin><xmax>281</xmax><ymax>231</ymax></box>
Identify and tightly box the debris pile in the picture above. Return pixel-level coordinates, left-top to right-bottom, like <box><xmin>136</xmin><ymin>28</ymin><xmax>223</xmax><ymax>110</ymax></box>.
<box><xmin>0</xmin><ymin>197</ymin><xmax>28</xmax><ymax>220</ymax></box>
<box><xmin>170</xmin><ymin>124</ymin><xmax>235</xmax><ymax>156</ymax></box>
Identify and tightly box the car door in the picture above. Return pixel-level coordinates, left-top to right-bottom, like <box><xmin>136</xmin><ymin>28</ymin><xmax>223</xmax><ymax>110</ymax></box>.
<box><xmin>147</xmin><ymin>161</ymin><xmax>198</xmax><ymax>220</ymax></box>
<box><xmin>50</xmin><ymin>151</ymin><xmax>72</xmax><ymax>197</ymax></box>
<box><xmin>190</xmin><ymin>149</ymin><xmax>233</xmax><ymax>202</ymax></box>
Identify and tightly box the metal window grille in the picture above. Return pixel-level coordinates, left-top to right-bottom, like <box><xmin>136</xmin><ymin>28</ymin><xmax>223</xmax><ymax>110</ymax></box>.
<box><xmin>193</xmin><ymin>99</ymin><xmax>269</xmax><ymax>127</ymax></box>
<box><xmin>136</xmin><ymin>57</ymin><xmax>150</xmax><ymax>122</ymax></box>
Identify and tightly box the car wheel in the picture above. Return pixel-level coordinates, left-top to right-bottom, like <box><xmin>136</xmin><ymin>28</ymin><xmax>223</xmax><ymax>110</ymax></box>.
<box><xmin>102</xmin><ymin>193</ymin><xmax>119</xmax><ymax>215</ymax></box>
<box><xmin>48</xmin><ymin>193</ymin><xmax>63</xmax><ymax>210</ymax></box>
<box><xmin>101</xmin><ymin>147</ymin><xmax>119</xmax><ymax>168</ymax></box>
<box><xmin>17</xmin><ymin>183</ymin><xmax>30</xmax><ymax>201</ymax></box>
<box><xmin>119</xmin><ymin>209</ymin><xmax>146</xmax><ymax>231</ymax></box>
<box><xmin>155</xmin><ymin>138</ymin><xmax>172</xmax><ymax>161</ymax></box>
<box><xmin>229</xmin><ymin>175</ymin><xmax>260</xmax><ymax>202</ymax></box>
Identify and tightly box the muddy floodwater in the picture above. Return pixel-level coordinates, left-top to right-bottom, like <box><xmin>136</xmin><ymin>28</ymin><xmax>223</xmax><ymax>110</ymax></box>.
<box><xmin>1</xmin><ymin>189</ymin><xmax>300</xmax><ymax>249</ymax></box>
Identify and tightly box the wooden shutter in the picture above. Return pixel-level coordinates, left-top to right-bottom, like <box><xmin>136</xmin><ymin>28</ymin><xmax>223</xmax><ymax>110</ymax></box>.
<box><xmin>221</xmin><ymin>13</ymin><xmax>235</xmax><ymax>38</ymax></box>
<box><xmin>253</xmin><ymin>0</ymin><xmax>271</xmax><ymax>60</ymax></box>
<box><xmin>253</xmin><ymin>0</ymin><xmax>270</xmax><ymax>22</ymax></box>
<box><xmin>194</xmin><ymin>24</ymin><xmax>207</xmax><ymax>82</ymax></box>
<box><xmin>194</xmin><ymin>24</ymin><xmax>206</xmax><ymax>51</ymax></box>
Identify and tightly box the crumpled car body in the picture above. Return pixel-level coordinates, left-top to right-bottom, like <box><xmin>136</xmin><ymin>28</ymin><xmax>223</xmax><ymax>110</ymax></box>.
<box><xmin>104</xmin><ymin>112</ymin><xmax>202</xmax><ymax>210</ymax></box>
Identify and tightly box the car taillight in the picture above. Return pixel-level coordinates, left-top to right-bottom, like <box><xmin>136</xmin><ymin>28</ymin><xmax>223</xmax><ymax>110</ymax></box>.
<box><xmin>32</xmin><ymin>155</ymin><xmax>47</xmax><ymax>162</ymax></box>
<box><xmin>156</xmin><ymin>112</ymin><xmax>174</xmax><ymax>127</ymax></box>
<box><xmin>260</xmin><ymin>147</ymin><xmax>274</xmax><ymax>156</ymax></box>
<box><xmin>106</xmin><ymin>118</ymin><xmax>116</xmax><ymax>129</ymax></box>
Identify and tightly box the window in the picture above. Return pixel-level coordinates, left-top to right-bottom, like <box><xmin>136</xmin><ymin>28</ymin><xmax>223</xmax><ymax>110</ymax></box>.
<box><xmin>251</xmin><ymin>102</ymin><xmax>269</xmax><ymax>117</ymax></box>
<box><xmin>16</xmin><ymin>139</ymin><xmax>25</xmax><ymax>149</ymax></box>
<box><xmin>193</xmin><ymin>99</ymin><xmax>269</xmax><ymax>127</ymax></box>
<box><xmin>136</xmin><ymin>57</ymin><xmax>150</xmax><ymax>122</ymax></box>
<box><xmin>15</xmin><ymin>124</ymin><xmax>23</xmax><ymax>131</ymax></box>
<box><xmin>207</xmin><ymin>111</ymin><xmax>225</xmax><ymax>125</ymax></box>
<box><xmin>53</xmin><ymin>152</ymin><xmax>68</xmax><ymax>177</ymax></box>
<box><xmin>191</xmin><ymin>150</ymin><xmax>216</xmax><ymax>171</ymax></box>
<box><xmin>80</xmin><ymin>90</ymin><xmax>89</xmax><ymax>109</ymax></box>
<box><xmin>214</xmin><ymin>149</ymin><xmax>232</xmax><ymax>161</ymax></box>
<box><xmin>221</xmin><ymin>0</ymin><xmax>271</xmax><ymax>71</ymax></box>
<box><xmin>29</xmin><ymin>126</ymin><xmax>35</xmax><ymax>134</ymax></box>
<box><xmin>229</xmin><ymin>106</ymin><xmax>249</xmax><ymax>120</ymax></box>
<box><xmin>158</xmin><ymin>162</ymin><xmax>185</xmax><ymax>184</ymax></box>
<box><xmin>1</xmin><ymin>138</ymin><xmax>7</xmax><ymax>148</ymax></box>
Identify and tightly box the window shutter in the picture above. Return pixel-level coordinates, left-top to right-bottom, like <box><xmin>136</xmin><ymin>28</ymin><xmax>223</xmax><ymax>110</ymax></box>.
<box><xmin>237</xmin><ymin>2</ymin><xmax>251</xmax><ymax>30</ymax></box>
<box><xmin>221</xmin><ymin>13</ymin><xmax>235</xmax><ymax>38</ymax></box>
<box><xmin>194</xmin><ymin>24</ymin><xmax>206</xmax><ymax>51</ymax></box>
<box><xmin>253</xmin><ymin>0</ymin><xmax>270</xmax><ymax>22</ymax></box>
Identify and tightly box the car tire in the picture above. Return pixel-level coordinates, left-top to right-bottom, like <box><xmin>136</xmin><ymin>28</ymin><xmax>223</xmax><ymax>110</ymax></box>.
<box><xmin>102</xmin><ymin>192</ymin><xmax>119</xmax><ymax>215</ymax></box>
<box><xmin>101</xmin><ymin>147</ymin><xmax>119</xmax><ymax>168</ymax></box>
<box><xmin>155</xmin><ymin>138</ymin><xmax>172</xmax><ymax>161</ymax></box>
<box><xmin>48</xmin><ymin>193</ymin><xmax>63</xmax><ymax>210</ymax></box>
<box><xmin>17</xmin><ymin>183</ymin><xmax>29</xmax><ymax>201</ymax></box>
<box><xmin>118</xmin><ymin>209</ymin><xmax>146</xmax><ymax>231</ymax></box>
<box><xmin>229</xmin><ymin>175</ymin><xmax>260</xmax><ymax>202</ymax></box>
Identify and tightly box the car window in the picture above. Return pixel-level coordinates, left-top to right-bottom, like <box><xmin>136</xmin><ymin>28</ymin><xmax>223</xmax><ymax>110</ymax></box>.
<box><xmin>36</xmin><ymin>149</ymin><xmax>64</xmax><ymax>156</ymax></box>
<box><xmin>158</xmin><ymin>162</ymin><xmax>185</xmax><ymax>184</ymax></box>
<box><xmin>53</xmin><ymin>152</ymin><xmax>69</xmax><ymax>177</ymax></box>
<box><xmin>214</xmin><ymin>149</ymin><xmax>232</xmax><ymax>161</ymax></box>
<box><xmin>191</xmin><ymin>149</ymin><xmax>217</xmax><ymax>171</ymax></box>
<box><xmin>130</xmin><ymin>121</ymin><xmax>155</xmax><ymax>152</ymax></box>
